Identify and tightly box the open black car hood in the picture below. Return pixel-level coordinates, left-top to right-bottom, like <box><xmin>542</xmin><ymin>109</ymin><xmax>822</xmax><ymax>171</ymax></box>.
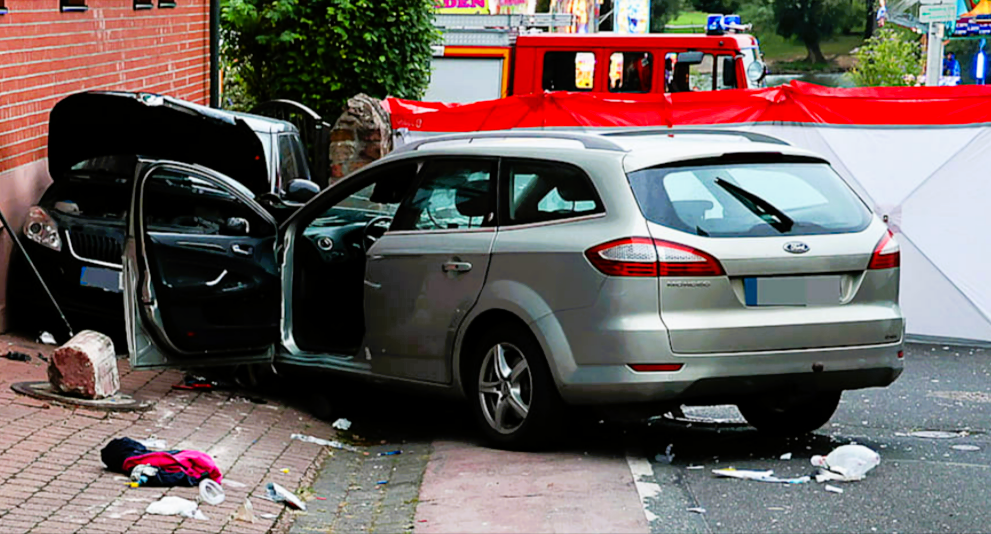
<box><xmin>48</xmin><ymin>92</ymin><xmax>269</xmax><ymax>195</ymax></box>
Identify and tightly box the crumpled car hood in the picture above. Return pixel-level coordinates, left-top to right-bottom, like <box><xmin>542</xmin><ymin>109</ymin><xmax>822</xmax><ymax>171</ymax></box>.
<box><xmin>48</xmin><ymin>91</ymin><xmax>269</xmax><ymax>195</ymax></box>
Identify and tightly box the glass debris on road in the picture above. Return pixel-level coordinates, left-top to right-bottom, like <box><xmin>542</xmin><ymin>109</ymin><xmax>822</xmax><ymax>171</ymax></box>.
<box><xmin>266</xmin><ymin>482</ymin><xmax>307</xmax><ymax>511</ymax></box>
<box><xmin>712</xmin><ymin>468</ymin><xmax>810</xmax><ymax>484</ymax></box>
<box><xmin>290</xmin><ymin>433</ymin><xmax>361</xmax><ymax>452</ymax></box>
<box><xmin>332</xmin><ymin>418</ymin><xmax>352</xmax><ymax>430</ymax></box>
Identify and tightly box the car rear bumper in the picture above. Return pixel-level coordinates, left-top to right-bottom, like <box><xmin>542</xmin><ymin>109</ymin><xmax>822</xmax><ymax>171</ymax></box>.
<box><xmin>555</xmin><ymin>342</ymin><xmax>904</xmax><ymax>405</ymax></box>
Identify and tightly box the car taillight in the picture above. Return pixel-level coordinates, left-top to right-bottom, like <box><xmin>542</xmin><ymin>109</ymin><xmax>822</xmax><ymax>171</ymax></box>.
<box><xmin>629</xmin><ymin>364</ymin><xmax>684</xmax><ymax>372</ymax></box>
<box><xmin>585</xmin><ymin>237</ymin><xmax>724</xmax><ymax>277</ymax></box>
<box><xmin>868</xmin><ymin>230</ymin><xmax>900</xmax><ymax>270</ymax></box>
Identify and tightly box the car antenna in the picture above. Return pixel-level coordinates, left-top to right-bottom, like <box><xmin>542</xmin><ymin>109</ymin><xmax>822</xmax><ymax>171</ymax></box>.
<box><xmin>0</xmin><ymin>206</ymin><xmax>74</xmax><ymax>340</ymax></box>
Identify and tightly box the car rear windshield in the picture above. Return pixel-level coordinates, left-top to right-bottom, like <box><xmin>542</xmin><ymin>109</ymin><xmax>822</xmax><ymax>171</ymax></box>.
<box><xmin>627</xmin><ymin>161</ymin><xmax>871</xmax><ymax>238</ymax></box>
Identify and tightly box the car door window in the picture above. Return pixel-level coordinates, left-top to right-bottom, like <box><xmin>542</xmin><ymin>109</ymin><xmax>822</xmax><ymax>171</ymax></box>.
<box><xmin>391</xmin><ymin>159</ymin><xmax>496</xmax><ymax>231</ymax></box>
<box><xmin>505</xmin><ymin>160</ymin><xmax>603</xmax><ymax>225</ymax></box>
<box><xmin>277</xmin><ymin>134</ymin><xmax>311</xmax><ymax>189</ymax></box>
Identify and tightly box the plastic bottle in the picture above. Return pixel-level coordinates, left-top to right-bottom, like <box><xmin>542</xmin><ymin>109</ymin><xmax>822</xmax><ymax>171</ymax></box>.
<box><xmin>811</xmin><ymin>444</ymin><xmax>880</xmax><ymax>480</ymax></box>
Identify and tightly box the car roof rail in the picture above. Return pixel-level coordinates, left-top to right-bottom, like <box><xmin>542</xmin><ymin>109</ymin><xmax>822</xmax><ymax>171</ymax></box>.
<box><xmin>393</xmin><ymin>131</ymin><xmax>628</xmax><ymax>154</ymax></box>
<box><xmin>599</xmin><ymin>128</ymin><xmax>791</xmax><ymax>146</ymax></box>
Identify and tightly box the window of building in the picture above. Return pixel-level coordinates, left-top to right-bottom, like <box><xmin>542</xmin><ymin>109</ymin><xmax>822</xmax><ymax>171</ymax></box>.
<box><xmin>391</xmin><ymin>159</ymin><xmax>496</xmax><ymax>231</ymax></box>
<box><xmin>505</xmin><ymin>160</ymin><xmax>603</xmax><ymax>225</ymax></box>
<box><xmin>160</xmin><ymin>0</ymin><xmax>177</xmax><ymax>7</ymax></box>
<box><xmin>0</xmin><ymin>1</ymin><xmax>8</xmax><ymax>15</ymax></box>
<box><xmin>542</xmin><ymin>51</ymin><xmax>596</xmax><ymax>92</ymax></box>
<box><xmin>609</xmin><ymin>52</ymin><xmax>653</xmax><ymax>93</ymax></box>
<box><xmin>134</xmin><ymin>0</ymin><xmax>154</xmax><ymax>9</ymax></box>
<box><xmin>60</xmin><ymin>0</ymin><xmax>87</xmax><ymax>12</ymax></box>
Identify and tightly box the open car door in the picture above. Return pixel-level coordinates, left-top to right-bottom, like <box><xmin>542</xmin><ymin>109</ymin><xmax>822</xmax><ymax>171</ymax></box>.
<box><xmin>124</xmin><ymin>161</ymin><xmax>280</xmax><ymax>369</ymax></box>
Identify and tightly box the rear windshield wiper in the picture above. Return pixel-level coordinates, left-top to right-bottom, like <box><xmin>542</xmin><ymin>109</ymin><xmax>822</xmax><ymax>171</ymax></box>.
<box><xmin>714</xmin><ymin>178</ymin><xmax>794</xmax><ymax>233</ymax></box>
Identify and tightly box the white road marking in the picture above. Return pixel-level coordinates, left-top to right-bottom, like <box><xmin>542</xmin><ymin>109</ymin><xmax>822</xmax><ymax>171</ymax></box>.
<box><xmin>627</xmin><ymin>454</ymin><xmax>661</xmax><ymax>523</ymax></box>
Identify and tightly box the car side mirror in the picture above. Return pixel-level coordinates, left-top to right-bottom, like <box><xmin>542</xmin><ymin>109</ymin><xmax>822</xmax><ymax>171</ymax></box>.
<box><xmin>285</xmin><ymin>179</ymin><xmax>319</xmax><ymax>203</ymax></box>
<box><xmin>723</xmin><ymin>57</ymin><xmax>737</xmax><ymax>87</ymax></box>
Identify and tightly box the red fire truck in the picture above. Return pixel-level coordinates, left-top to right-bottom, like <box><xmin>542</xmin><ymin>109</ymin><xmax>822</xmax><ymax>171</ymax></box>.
<box><xmin>425</xmin><ymin>14</ymin><xmax>768</xmax><ymax>103</ymax></box>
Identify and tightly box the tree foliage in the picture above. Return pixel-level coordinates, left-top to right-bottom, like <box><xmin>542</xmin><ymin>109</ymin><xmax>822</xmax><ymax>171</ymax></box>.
<box><xmin>851</xmin><ymin>28</ymin><xmax>923</xmax><ymax>86</ymax></box>
<box><xmin>769</xmin><ymin>0</ymin><xmax>845</xmax><ymax>63</ymax></box>
<box><xmin>221</xmin><ymin>0</ymin><xmax>440</xmax><ymax>118</ymax></box>
<box><xmin>650</xmin><ymin>0</ymin><xmax>683</xmax><ymax>32</ymax></box>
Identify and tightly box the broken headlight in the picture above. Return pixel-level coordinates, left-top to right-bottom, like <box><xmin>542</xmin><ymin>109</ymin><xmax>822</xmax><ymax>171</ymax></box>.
<box><xmin>22</xmin><ymin>206</ymin><xmax>62</xmax><ymax>252</ymax></box>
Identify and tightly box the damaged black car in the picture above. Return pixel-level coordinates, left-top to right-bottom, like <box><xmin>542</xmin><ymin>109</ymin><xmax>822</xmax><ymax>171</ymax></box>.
<box><xmin>7</xmin><ymin>92</ymin><xmax>319</xmax><ymax>341</ymax></box>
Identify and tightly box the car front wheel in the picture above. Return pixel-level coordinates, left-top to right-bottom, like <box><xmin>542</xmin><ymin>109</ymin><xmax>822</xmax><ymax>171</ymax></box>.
<box><xmin>737</xmin><ymin>391</ymin><xmax>842</xmax><ymax>436</ymax></box>
<box><xmin>468</xmin><ymin>323</ymin><xmax>561</xmax><ymax>450</ymax></box>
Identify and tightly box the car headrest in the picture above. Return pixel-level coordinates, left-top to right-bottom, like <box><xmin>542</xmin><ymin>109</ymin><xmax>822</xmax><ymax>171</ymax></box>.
<box><xmin>556</xmin><ymin>179</ymin><xmax>594</xmax><ymax>203</ymax></box>
<box><xmin>455</xmin><ymin>180</ymin><xmax>490</xmax><ymax>218</ymax></box>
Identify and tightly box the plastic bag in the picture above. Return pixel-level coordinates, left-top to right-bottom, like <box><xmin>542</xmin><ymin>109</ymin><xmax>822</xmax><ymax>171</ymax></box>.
<box><xmin>811</xmin><ymin>444</ymin><xmax>880</xmax><ymax>481</ymax></box>
<box><xmin>145</xmin><ymin>496</ymin><xmax>207</xmax><ymax>520</ymax></box>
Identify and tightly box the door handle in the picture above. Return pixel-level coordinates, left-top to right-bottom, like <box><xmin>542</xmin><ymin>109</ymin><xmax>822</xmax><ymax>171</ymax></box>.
<box><xmin>442</xmin><ymin>261</ymin><xmax>472</xmax><ymax>273</ymax></box>
<box><xmin>231</xmin><ymin>244</ymin><xmax>254</xmax><ymax>256</ymax></box>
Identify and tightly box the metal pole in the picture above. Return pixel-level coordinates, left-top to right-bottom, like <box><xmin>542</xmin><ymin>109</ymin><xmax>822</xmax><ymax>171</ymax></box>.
<box><xmin>210</xmin><ymin>0</ymin><xmax>221</xmax><ymax>108</ymax></box>
<box><xmin>0</xmin><ymin>209</ymin><xmax>73</xmax><ymax>339</ymax></box>
<box><xmin>925</xmin><ymin>22</ymin><xmax>944</xmax><ymax>86</ymax></box>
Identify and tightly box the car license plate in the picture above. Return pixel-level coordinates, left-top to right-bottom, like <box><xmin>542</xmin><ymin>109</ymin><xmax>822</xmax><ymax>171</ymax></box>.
<box><xmin>80</xmin><ymin>266</ymin><xmax>123</xmax><ymax>294</ymax></box>
<box><xmin>744</xmin><ymin>275</ymin><xmax>841</xmax><ymax>306</ymax></box>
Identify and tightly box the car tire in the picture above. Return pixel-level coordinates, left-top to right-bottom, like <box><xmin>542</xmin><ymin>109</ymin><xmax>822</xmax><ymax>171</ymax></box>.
<box><xmin>737</xmin><ymin>391</ymin><xmax>842</xmax><ymax>436</ymax></box>
<box><xmin>467</xmin><ymin>322</ymin><xmax>563</xmax><ymax>450</ymax></box>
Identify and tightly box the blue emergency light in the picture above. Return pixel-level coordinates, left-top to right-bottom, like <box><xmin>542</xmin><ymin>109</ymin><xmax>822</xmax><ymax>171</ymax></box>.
<box><xmin>706</xmin><ymin>14</ymin><xmax>751</xmax><ymax>35</ymax></box>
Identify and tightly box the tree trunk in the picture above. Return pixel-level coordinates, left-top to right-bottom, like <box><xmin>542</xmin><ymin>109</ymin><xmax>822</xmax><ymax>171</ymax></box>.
<box><xmin>864</xmin><ymin>0</ymin><xmax>875</xmax><ymax>39</ymax></box>
<box><xmin>804</xmin><ymin>37</ymin><xmax>828</xmax><ymax>64</ymax></box>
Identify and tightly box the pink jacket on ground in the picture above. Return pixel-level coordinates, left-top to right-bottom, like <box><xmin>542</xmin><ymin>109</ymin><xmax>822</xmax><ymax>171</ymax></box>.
<box><xmin>122</xmin><ymin>450</ymin><xmax>223</xmax><ymax>483</ymax></box>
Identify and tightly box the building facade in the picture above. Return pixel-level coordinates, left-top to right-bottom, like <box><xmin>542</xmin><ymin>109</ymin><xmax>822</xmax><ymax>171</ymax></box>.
<box><xmin>0</xmin><ymin>0</ymin><xmax>211</xmax><ymax>330</ymax></box>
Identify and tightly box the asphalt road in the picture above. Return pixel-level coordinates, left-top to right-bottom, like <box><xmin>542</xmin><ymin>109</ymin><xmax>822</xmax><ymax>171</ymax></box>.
<box><xmin>282</xmin><ymin>342</ymin><xmax>991</xmax><ymax>533</ymax></box>
<box><xmin>632</xmin><ymin>342</ymin><xmax>991</xmax><ymax>534</ymax></box>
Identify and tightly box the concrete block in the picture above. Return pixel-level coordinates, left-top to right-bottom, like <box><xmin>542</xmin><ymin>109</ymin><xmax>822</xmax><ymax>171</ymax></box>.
<box><xmin>47</xmin><ymin>330</ymin><xmax>119</xmax><ymax>399</ymax></box>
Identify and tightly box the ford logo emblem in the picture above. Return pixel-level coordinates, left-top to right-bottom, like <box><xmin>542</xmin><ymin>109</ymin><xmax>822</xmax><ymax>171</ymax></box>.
<box><xmin>784</xmin><ymin>241</ymin><xmax>810</xmax><ymax>254</ymax></box>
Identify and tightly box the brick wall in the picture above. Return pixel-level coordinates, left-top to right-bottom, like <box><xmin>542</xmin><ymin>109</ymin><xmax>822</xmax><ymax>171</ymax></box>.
<box><xmin>0</xmin><ymin>0</ymin><xmax>211</xmax><ymax>331</ymax></box>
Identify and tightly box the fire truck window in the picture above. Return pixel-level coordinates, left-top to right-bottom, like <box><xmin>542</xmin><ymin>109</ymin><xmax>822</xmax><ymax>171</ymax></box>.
<box><xmin>609</xmin><ymin>52</ymin><xmax>653</xmax><ymax>93</ymax></box>
<box><xmin>666</xmin><ymin>52</ymin><xmax>719</xmax><ymax>93</ymax></box>
<box><xmin>543</xmin><ymin>51</ymin><xmax>596</xmax><ymax>92</ymax></box>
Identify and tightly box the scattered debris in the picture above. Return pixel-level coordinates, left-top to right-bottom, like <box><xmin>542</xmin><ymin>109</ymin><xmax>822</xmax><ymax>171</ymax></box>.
<box><xmin>686</xmin><ymin>465</ymin><xmax>705</xmax><ymax>470</ymax></box>
<box><xmin>811</xmin><ymin>444</ymin><xmax>880</xmax><ymax>481</ymax></box>
<box><xmin>260</xmin><ymin>513</ymin><xmax>278</xmax><ymax>519</ymax></box>
<box><xmin>824</xmin><ymin>485</ymin><xmax>844</xmax><ymax>494</ymax></box>
<box><xmin>129</xmin><ymin>464</ymin><xmax>159</xmax><ymax>486</ymax></box>
<box><xmin>224</xmin><ymin>480</ymin><xmax>247</xmax><ymax>489</ymax></box>
<box><xmin>199</xmin><ymin>478</ymin><xmax>225</xmax><ymax>505</ymax></box>
<box><xmin>314</xmin><ymin>496</ymin><xmax>327</xmax><ymax>500</ymax></box>
<box><xmin>687</xmin><ymin>507</ymin><xmax>707</xmax><ymax>514</ymax></box>
<box><xmin>233</xmin><ymin>497</ymin><xmax>255</xmax><ymax>523</ymax></box>
<box><xmin>3</xmin><ymin>351</ymin><xmax>31</xmax><ymax>362</ymax></box>
<box><xmin>779</xmin><ymin>452</ymin><xmax>793</xmax><ymax>460</ymax></box>
<box><xmin>290</xmin><ymin>433</ymin><xmax>360</xmax><ymax>452</ymax></box>
<box><xmin>266</xmin><ymin>482</ymin><xmax>307</xmax><ymax>511</ymax></box>
<box><xmin>712</xmin><ymin>468</ymin><xmax>810</xmax><ymax>484</ymax></box>
<box><xmin>281</xmin><ymin>468</ymin><xmax>290</xmax><ymax>474</ymax></box>
<box><xmin>376</xmin><ymin>480</ymin><xmax>388</xmax><ymax>485</ymax></box>
<box><xmin>146</xmin><ymin>496</ymin><xmax>207</xmax><ymax>520</ymax></box>
<box><xmin>332</xmin><ymin>418</ymin><xmax>352</xmax><ymax>431</ymax></box>
<box><xmin>906</xmin><ymin>430</ymin><xmax>968</xmax><ymax>439</ymax></box>
<box><xmin>38</xmin><ymin>332</ymin><xmax>57</xmax><ymax>345</ymax></box>
<box><xmin>951</xmin><ymin>444</ymin><xmax>981</xmax><ymax>452</ymax></box>
<box><xmin>378</xmin><ymin>450</ymin><xmax>402</xmax><ymax>457</ymax></box>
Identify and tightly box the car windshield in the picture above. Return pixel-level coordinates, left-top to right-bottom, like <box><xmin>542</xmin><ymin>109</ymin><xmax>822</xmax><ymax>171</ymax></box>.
<box><xmin>741</xmin><ymin>47</ymin><xmax>763</xmax><ymax>88</ymax></box>
<box><xmin>627</xmin><ymin>161</ymin><xmax>871</xmax><ymax>237</ymax></box>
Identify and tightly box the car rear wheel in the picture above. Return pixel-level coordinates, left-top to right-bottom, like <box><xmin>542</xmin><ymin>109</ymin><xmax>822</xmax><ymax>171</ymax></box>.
<box><xmin>468</xmin><ymin>323</ymin><xmax>561</xmax><ymax>450</ymax></box>
<box><xmin>738</xmin><ymin>391</ymin><xmax>842</xmax><ymax>436</ymax></box>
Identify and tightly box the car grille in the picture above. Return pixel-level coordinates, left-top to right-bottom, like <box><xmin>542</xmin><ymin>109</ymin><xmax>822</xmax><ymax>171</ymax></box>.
<box><xmin>69</xmin><ymin>231</ymin><xmax>123</xmax><ymax>266</ymax></box>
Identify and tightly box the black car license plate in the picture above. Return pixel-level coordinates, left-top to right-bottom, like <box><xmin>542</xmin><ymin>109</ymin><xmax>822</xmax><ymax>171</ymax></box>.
<box><xmin>80</xmin><ymin>266</ymin><xmax>122</xmax><ymax>293</ymax></box>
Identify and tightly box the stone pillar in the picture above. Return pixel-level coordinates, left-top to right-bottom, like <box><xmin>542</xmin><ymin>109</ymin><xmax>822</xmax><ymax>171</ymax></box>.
<box><xmin>329</xmin><ymin>94</ymin><xmax>393</xmax><ymax>184</ymax></box>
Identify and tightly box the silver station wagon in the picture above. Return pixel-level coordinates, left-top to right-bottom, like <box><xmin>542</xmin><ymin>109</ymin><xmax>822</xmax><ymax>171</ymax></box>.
<box><xmin>121</xmin><ymin>129</ymin><xmax>905</xmax><ymax>448</ymax></box>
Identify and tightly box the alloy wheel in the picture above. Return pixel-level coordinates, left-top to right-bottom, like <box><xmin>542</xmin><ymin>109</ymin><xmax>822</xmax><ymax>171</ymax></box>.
<box><xmin>477</xmin><ymin>343</ymin><xmax>532</xmax><ymax>434</ymax></box>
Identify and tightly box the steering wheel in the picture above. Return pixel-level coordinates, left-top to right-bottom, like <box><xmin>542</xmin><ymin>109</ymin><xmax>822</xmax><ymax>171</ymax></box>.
<box><xmin>362</xmin><ymin>216</ymin><xmax>393</xmax><ymax>251</ymax></box>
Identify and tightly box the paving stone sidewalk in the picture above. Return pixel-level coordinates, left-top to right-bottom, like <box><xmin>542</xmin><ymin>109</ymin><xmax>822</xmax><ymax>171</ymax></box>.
<box><xmin>0</xmin><ymin>334</ymin><xmax>339</xmax><ymax>534</ymax></box>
